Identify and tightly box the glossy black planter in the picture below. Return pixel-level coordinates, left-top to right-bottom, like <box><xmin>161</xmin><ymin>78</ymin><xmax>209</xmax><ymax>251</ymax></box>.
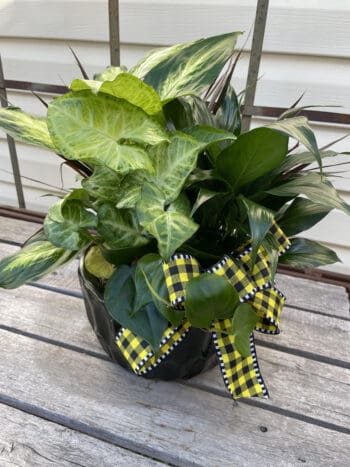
<box><xmin>78</xmin><ymin>260</ymin><xmax>217</xmax><ymax>380</ymax></box>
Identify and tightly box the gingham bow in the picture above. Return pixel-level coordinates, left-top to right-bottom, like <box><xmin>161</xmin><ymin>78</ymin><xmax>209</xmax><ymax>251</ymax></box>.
<box><xmin>116</xmin><ymin>222</ymin><xmax>290</xmax><ymax>399</ymax></box>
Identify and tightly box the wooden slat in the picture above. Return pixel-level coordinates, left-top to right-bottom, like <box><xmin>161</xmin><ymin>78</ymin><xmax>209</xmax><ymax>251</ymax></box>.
<box><xmin>0</xmin><ymin>279</ymin><xmax>348</xmax><ymax>428</ymax></box>
<box><xmin>0</xmin><ymin>217</ymin><xmax>41</xmax><ymax>244</ymax></box>
<box><xmin>0</xmin><ymin>404</ymin><xmax>163</xmax><ymax>467</ymax></box>
<box><xmin>0</xmin><ymin>330</ymin><xmax>349</xmax><ymax>466</ymax></box>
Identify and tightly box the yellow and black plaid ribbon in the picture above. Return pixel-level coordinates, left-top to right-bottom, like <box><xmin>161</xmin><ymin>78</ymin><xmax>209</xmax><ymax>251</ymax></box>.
<box><xmin>116</xmin><ymin>222</ymin><xmax>290</xmax><ymax>399</ymax></box>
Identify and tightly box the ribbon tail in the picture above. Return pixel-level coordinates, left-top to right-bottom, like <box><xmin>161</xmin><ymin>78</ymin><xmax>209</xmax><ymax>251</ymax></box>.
<box><xmin>212</xmin><ymin>319</ymin><xmax>268</xmax><ymax>400</ymax></box>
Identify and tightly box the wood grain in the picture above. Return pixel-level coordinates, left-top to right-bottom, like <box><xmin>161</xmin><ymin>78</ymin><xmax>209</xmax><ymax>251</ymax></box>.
<box><xmin>0</xmin><ymin>330</ymin><xmax>349</xmax><ymax>466</ymax></box>
<box><xmin>0</xmin><ymin>404</ymin><xmax>163</xmax><ymax>467</ymax></box>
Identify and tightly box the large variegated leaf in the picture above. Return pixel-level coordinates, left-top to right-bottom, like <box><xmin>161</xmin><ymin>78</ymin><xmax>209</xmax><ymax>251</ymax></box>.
<box><xmin>47</xmin><ymin>91</ymin><xmax>168</xmax><ymax>174</ymax></box>
<box><xmin>267</xmin><ymin>173</ymin><xmax>350</xmax><ymax>215</ymax></box>
<box><xmin>44</xmin><ymin>199</ymin><xmax>97</xmax><ymax>250</ymax></box>
<box><xmin>151</xmin><ymin>132</ymin><xmax>204</xmax><ymax>203</ymax></box>
<box><xmin>97</xmin><ymin>203</ymin><xmax>150</xmax><ymax>249</ymax></box>
<box><xmin>0</xmin><ymin>108</ymin><xmax>55</xmax><ymax>150</ymax></box>
<box><xmin>116</xmin><ymin>170</ymin><xmax>149</xmax><ymax>209</ymax></box>
<box><xmin>269</xmin><ymin>116</ymin><xmax>322</xmax><ymax>172</ymax></box>
<box><xmin>136</xmin><ymin>183</ymin><xmax>198</xmax><ymax>260</ymax></box>
<box><xmin>0</xmin><ymin>240</ymin><xmax>76</xmax><ymax>289</ymax></box>
<box><xmin>131</xmin><ymin>32</ymin><xmax>241</xmax><ymax>100</ymax></box>
<box><xmin>82</xmin><ymin>166</ymin><xmax>121</xmax><ymax>203</ymax></box>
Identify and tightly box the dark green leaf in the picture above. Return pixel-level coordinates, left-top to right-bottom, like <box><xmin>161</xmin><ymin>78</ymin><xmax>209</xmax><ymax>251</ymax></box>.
<box><xmin>232</xmin><ymin>303</ymin><xmax>258</xmax><ymax>357</ymax></box>
<box><xmin>279</xmin><ymin>238</ymin><xmax>340</xmax><ymax>269</ymax></box>
<box><xmin>185</xmin><ymin>273</ymin><xmax>239</xmax><ymax>328</ymax></box>
<box><xmin>100</xmin><ymin>242</ymin><xmax>156</xmax><ymax>266</ymax></box>
<box><xmin>277</xmin><ymin>198</ymin><xmax>331</xmax><ymax>236</ymax></box>
<box><xmin>104</xmin><ymin>265</ymin><xmax>168</xmax><ymax>349</ymax></box>
<box><xmin>216</xmin><ymin>128</ymin><xmax>288</xmax><ymax>191</ymax></box>
<box><xmin>215</xmin><ymin>86</ymin><xmax>241</xmax><ymax>136</ymax></box>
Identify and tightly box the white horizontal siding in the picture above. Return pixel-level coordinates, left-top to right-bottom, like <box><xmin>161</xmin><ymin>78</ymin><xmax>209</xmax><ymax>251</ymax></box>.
<box><xmin>0</xmin><ymin>0</ymin><xmax>350</xmax><ymax>273</ymax></box>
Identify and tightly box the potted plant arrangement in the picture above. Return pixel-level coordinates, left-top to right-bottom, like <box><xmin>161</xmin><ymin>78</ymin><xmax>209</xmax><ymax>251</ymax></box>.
<box><xmin>0</xmin><ymin>31</ymin><xmax>349</xmax><ymax>400</ymax></box>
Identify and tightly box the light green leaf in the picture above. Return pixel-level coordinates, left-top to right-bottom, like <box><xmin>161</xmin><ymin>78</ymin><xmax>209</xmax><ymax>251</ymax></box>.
<box><xmin>167</xmin><ymin>193</ymin><xmax>192</xmax><ymax>217</ymax></box>
<box><xmin>216</xmin><ymin>127</ymin><xmax>288</xmax><ymax>191</ymax></box>
<box><xmin>47</xmin><ymin>91</ymin><xmax>168</xmax><ymax>174</ymax></box>
<box><xmin>84</xmin><ymin>245</ymin><xmax>114</xmax><ymax>279</ymax></box>
<box><xmin>97</xmin><ymin>203</ymin><xmax>149</xmax><ymax>249</ymax></box>
<box><xmin>94</xmin><ymin>66</ymin><xmax>126</xmax><ymax>81</ymax></box>
<box><xmin>0</xmin><ymin>240</ymin><xmax>76</xmax><ymax>289</ymax></box>
<box><xmin>82</xmin><ymin>166</ymin><xmax>121</xmax><ymax>203</ymax></box>
<box><xmin>277</xmin><ymin>198</ymin><xmax>331</xmax><ymax>236</ymax></box>
<box><xmin>240</xmin><ymin>196</ymin><xmax>275</xmax><ymax>266</ymax></box>
<box><xmin>279</xmin><ymin>238</ymin><xmax>340</xmax><ymax>269</ymax></box>
<box><xmin>183</xmin><ymin>125</ymin><xmax>236</xmax><ymax>146</ymax></box>
<box><xmin>44</xmin><ymin>199</ymin><xmax>96</xmax><ymax>250</ymax></box>
<box><xmin>185</xmin><ymin>273</ymin><xmax>239</xmax><ymax>328</ymax></box>
<box><xmin>70</xmin><ymin>79</ymin><xmax>102</xmax><ymax>94</ymax></box>
<box><xmin>152</xmin><ymin>132</ymin><xmax>204</xmax><ymax>203</ymax></box>
<box><xmin>267</xmin><ymin>173</ymin><xmax>350</xmax><ymax>215</ymax></box>
<box><xmin>137</xmin><ymin>183</ymin><xmax>198</xmax><ymax>260</ymax></box>
<box><xmin>99</xmin><ymin>73</ymin><xmax>163</xmax><ymax>117</ymax></box>
<box><xmin>232</xmin><ymin>303</ymin><xmax>258</xmax><ymax>358</ymax></box>
<box><xmin>0</xmin><ymin>108</ymin><xmax>55</xmax><ymax>150</ymax></box>
<box><xmin>116</xmin><ymin>170</ymin><xmax>149</xmax><ymax>209</ymax></box>
<box><xmin>132</xmin><ymin>32</ymin><xmax>241</xmax><ymax>100</ymax></box>
<box><xmin>269</xmin><ymin>116</ymin><xmax>322</xmax><ymax>172</ymax></box>
<box><xmin>104</xmin><ymin>265</ymin><xmax>168</xmax><ymax>349</ymax></box>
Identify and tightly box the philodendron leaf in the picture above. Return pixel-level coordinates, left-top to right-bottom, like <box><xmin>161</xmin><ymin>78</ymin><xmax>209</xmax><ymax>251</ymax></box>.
<box><xmin>99</xmin><ymin>73</ymin><xmax>163</xmax><ymax>117</ymax></box>
<box><xmin>279</xmin><ymin>238</ymin><xmax>340</xmax><ymax>269</ymax></box>
<box><xmin>277</xmin><ymin>198</ymin><xmax>331</xmax><ymax>237</ymax></box>
<box><xmin>44</xmin><ymin>199</ymin><xmax>97</xmax><ymax>250</ymax></box>
<box><xmin>267</xmin><ymin>173</ymin><xmax>350</xmax><ymax>215</ymax></box>
<box><xmin>216</xmin><ymin>128</ymin><xmax>288</xmax><ymax>191</ymax></box>
<box><xmin>70</xmin><ymin>79</ymin><xmax>103</xmax><ymax>94</ymax></box>
<box><xmin>97</xmin><ymin>203</ymin><xmax>150</xmax><ymax>249</ymax></box>
<box><xmin>47</xmin><ymin>91</ymin><xmax>168</xmax><ymax>174</ymax></box>
<box><xmin>240</xmin><ymin>196</ymin><xmax>275</xmax><ymax>265</ymax></box>
<box><xmin>0</xmin><ymin>240</ymin><xmax>76</xmax><ymax>289</ymax></box>
<box><xmin>137</xmin><ymin>183</ymin><xmax>199</xmax><ymax>260</ymax></box>
<box><xmin>0</xmin><ymin>108</ymin><xmax>55</xmax><ymax>150</ymax></box>
<box><xmin>131</xmin><ymin>32</ymin><xmax>241</xmax><ymax>100</ymax></box>
<box><xmin>151</xmin><ymin>132</ymin><xmax>204</xmax><ymax>203</ymax></box>
<box><xmin>116</xmin><ymin>170</ymin><xmax>149</xmax><ymax>209</ymax></box>
<box><xmin>183</xmin><ymin>125</ymin><xmax>236</xmax><ymax>146</ymax></box>
<box><xmin>232</xmin><ymin>303</ymin><xmax>258</xmax><ymax>358</ymax></box>
<box><xmin>82</xmin><ymin>166</ymin><xmax>121</xmax><ymax>203</ymax></box>
<box><xmin>84</xmin><ymin>245</ymin><xmax>114</xmax><ymax>279</ymax></box>
<box><xmin>269</xmin><ymin>116</ymin><xmax>322</xmax><ymax>173</ymax></box>
<box><xmin>104</xmin><ymin>265</ymin><xmax>168</xmax><ymax>349</ymax></box>
<box><xmin>185</xmin><ymin>273</ymin><xmax>239</xmax><ymax>328</ymax></box>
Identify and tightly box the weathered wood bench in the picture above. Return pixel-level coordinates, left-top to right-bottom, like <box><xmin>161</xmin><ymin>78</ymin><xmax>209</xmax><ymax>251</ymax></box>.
<box><xmin>0</xmin><ymin>216</ymin><xmax>349</xmax><ymax>466</ymax></box>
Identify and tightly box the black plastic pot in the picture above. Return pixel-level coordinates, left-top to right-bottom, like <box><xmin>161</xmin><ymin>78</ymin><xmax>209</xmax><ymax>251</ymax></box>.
<box><xmin>78</xmin><ymin>260</ymin><xmax>217</xmax><ymax>380</ymax></box>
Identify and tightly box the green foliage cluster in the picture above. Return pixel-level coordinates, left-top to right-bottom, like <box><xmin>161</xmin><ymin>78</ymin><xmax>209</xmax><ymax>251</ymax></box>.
<box><xmin>0</xmin><ymin>32</ymin><xmax>349</xmax><ymax>352</ymax></box>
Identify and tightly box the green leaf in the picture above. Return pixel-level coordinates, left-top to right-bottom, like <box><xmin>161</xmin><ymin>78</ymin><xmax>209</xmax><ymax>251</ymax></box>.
<box><xmin>269</xmin><ymin>116</ymin><xmax>322</xmax><ymax>173</ymax></box>
<box><xmin>215</xmin><ymin>86</ymin><xmax>241</xmax><ymax>136</ymax></box>
<box><xmin>136</xmin><ymin>183</ymin><xmax>199</xmax><ymax>260</ymax></box>
<box><xmin>116</xmin><ymin>170</ymin><xmax>148</xmax><ymax>209</ymax></box>
<box><xmin>97</xmin><ymin>203</ymin><xmax>149</xmax><ymax>249</ymax></box>
<box><xmin>240</xmin><ymin>196</ymin><xmax>275</xmax><ymax>265</ymax></box>
<box><xmin>104</xmin><ymin>265</ymin><xmax>168</xmax><ymax>349</ymax></box>
<box><xmin>70</xmin><ymin>79</ymin><xmax>103</xmax><ymax>94</ymax></box>
<box><xmin>99</xmin><ymin>73</ymin><xmax>163</xmax><ymax>117</ymax></box>
<box><xmin>232</xmin><ymin>303</ymin><xmax>258</xmax><ymax>358</ymax></box>
<box><xmin>93</xmin><ymin>66</ymin><xmax>126</xmax><ymax>81</ymax></box>
<box><xmin>84</xmin><ymin>245</ymin><xmax>114</xmax><ymax>279</ymax></box>
<box><xmin>0</xmin><ymin>108</ymin><xmax>55</xmax><ymax>150</ymax></box>
<box><xmin>267</xmin><ymin>173</ymin><xmax>350</xmax><ymax>215</ymax></box>
<box><xmin>277</xmin><ymin>198</ymin><xmax>331</xmax><ymax>236</ymax></box>
<box><xmin>132</xmin><ymin>32</ymin><xmax>241</xmax><ymax>100</ymax></box>
<box><xmin>185</xmin><ymin>273</ymin><xmax>239</xmax><ymax>328</ymax></box>
<box><xmin>0</xmin><ymin>240</ymin><xmax>76</xmax><ymax>289</ymax></box>
<box><xmin>163</xmin><ymin>97</ymin><xmax>195</xmax><ymax>130</ymax></box>
<box><xmin>276</xmin><ymin>150</ymin><xmax>338</xmax><ymax>175</ymax></box>
<box><xmin>100</xmin><ymin>242</ymin><xmax>156</xmax><ymax>267</ymax></box>
<box><xmin>44</xmin><ymin>199</ymin><xmax>96</xmax><ymax>250</ymax></box>
<box><xmin>47</xmin><ymin>91</ymin><xmax>168</xmax><ymax>174</ymax></box>
<box><xmin>279</xmin><ymin>238</ymin><xmax>340</xmax><ymax>269</ymax></box>
<box><xmin>216</xmin><ymin>128</ymin><xmax>288</xmax><ymax>191</ymax></box>
<box><xmin>82</xmin><ymin>166</ymin><xmax>121</xmax><ymax>203</ymax></box>
<box><xmin>151</xmin><ymin>132</ymin><xmax>204</xmax><ymax>203</ymax></box>
<box><xmin>190</xmin><ymin>188</ymin><xmax>221</xmax><ymax>216</ymax></box>
<box><xmin>183</xmin><ymin>125</ymin><xmax>236</xmax><ymax>146</ymax></box>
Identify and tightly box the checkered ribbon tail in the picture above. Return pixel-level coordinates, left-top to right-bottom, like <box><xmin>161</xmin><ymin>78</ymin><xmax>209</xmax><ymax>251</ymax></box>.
<box><xmin>116</xmin><ymin>222</ymin><xmax>290</xmax><ymax>400</ymax></box>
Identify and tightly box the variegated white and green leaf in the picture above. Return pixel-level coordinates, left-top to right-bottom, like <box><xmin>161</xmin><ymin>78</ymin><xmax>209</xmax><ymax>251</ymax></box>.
<box><xmin>0</xmin><ymin>108</ymin><xmax>55</xmax><ymax>150</ymax></box>
<box><xmin>131</xmin><ymin>32</ymin><xmax>241</xmax><ymax>100</ymax></box>
<box><xmin>47</xmin><ymin>91</ymin><xmax>169</xmax><ymax>174</ymax></box>
<box><xmin>82</xmin><ymin>166</ymin><xmax>121</xmax><ymax>203</ymax></box>
<box><xmin>0</xmin><ymin>240</ymin><xmax>76</xmax><ymax>289</ymax></box>
<box><xmin>97</xmin><ymin>203</ymin><xmax>150</xmax><ymax>249</ymax></box>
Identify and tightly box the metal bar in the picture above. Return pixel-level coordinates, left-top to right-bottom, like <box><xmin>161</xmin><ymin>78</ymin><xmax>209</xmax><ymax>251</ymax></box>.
<box><xmin>0</xmin><ymin>56</ymin><xmax>26</xmax><ymax>208</ymax></box>
<box><xmin>241</xmin><ymin>0</ymin><xmax>269</xmax><ymax>133</ymax></box>
<box><xmin>4</xmin><ymin>80</ymin><xmax>68</xmax><ymax>95</ymax></box>
<box><xmin>108</xmin><ymin>0</ymin><xmax>120</xmax><ymax>66</ymax></box>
